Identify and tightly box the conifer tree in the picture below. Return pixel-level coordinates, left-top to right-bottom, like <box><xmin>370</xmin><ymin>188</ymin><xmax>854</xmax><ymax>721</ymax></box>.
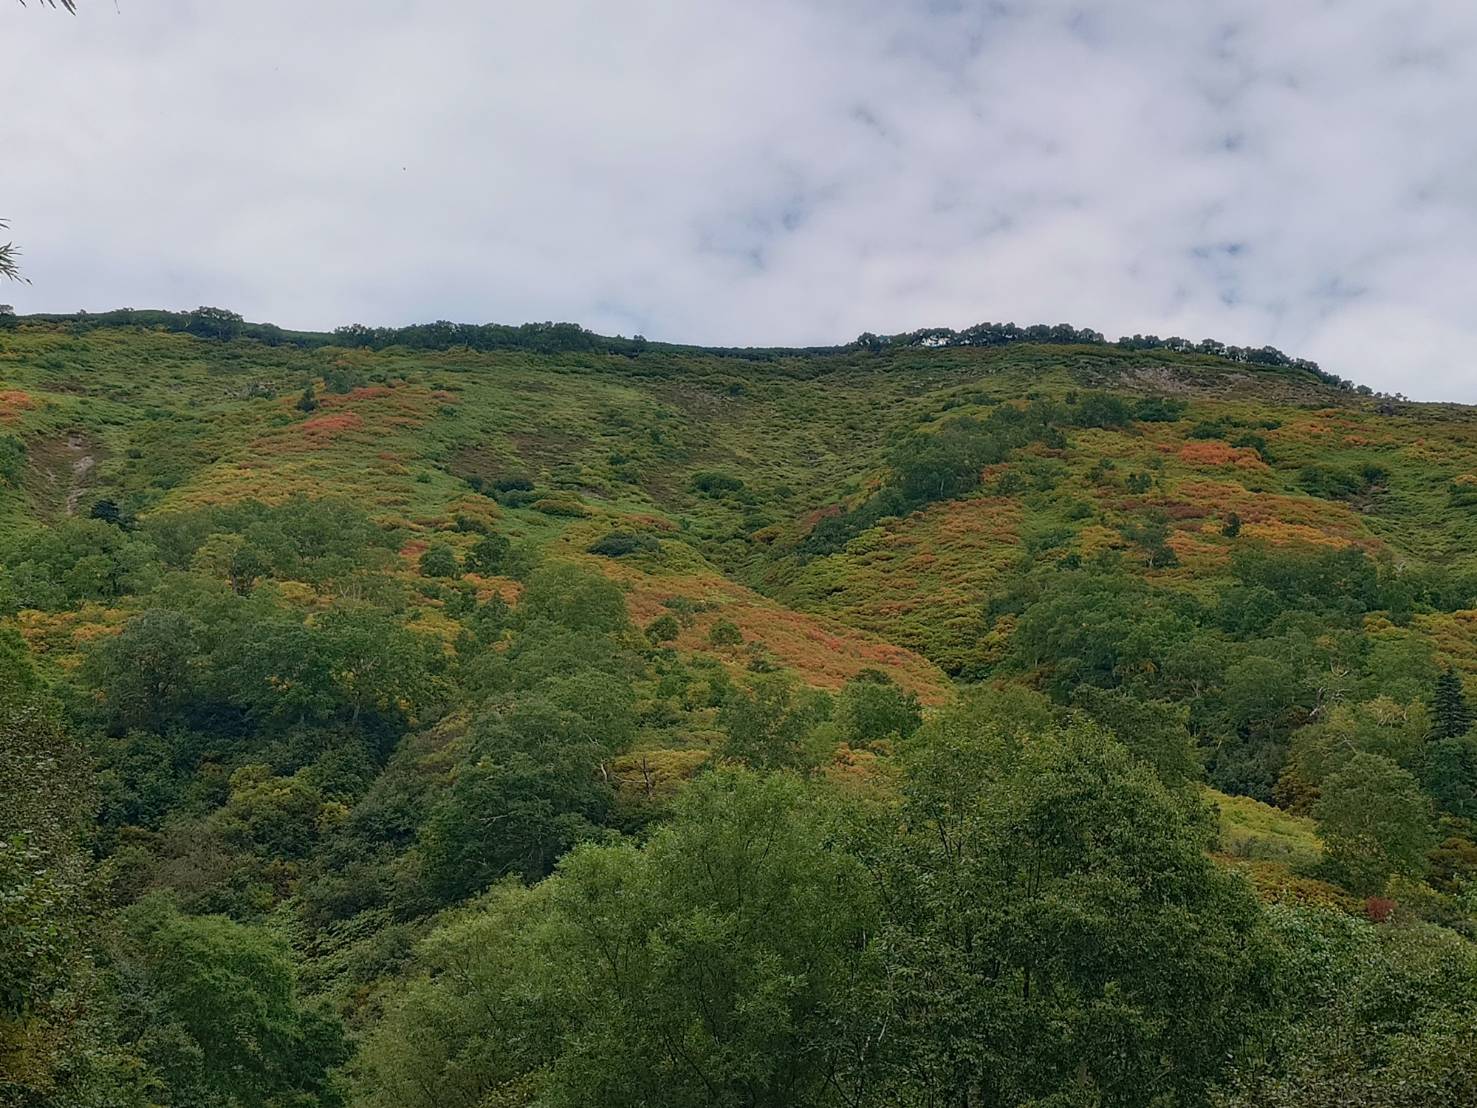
<box><xmin>1431</xmin><ymin>667</ymin><xmax>1473</xmax><ymax>740</ymax></box>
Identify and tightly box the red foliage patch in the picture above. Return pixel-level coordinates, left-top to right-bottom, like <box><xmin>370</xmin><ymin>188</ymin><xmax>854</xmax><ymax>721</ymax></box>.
<box><xmin>1365</xmin><ymin>896</ymin><xmax>1395</xmax><ymax>924</ymax></box>
<box><xmin>299</xmin><ymin>413</ymin><xmax>363</xmax><ymax>437</ymax></box>
<box><xmin>1177</xmin><ymin>441</ymin><xmax>1264</xmax><ymax>469</ymax></box>
<box><xmin>0</xmin><ymin>389</ymin><xmax>36</xmax><ymax>419</ymax></box>
<box><xmin>1157</xmin><ymin>500</ymin><xmax>1212</xmax><ymax>521</ymax></box>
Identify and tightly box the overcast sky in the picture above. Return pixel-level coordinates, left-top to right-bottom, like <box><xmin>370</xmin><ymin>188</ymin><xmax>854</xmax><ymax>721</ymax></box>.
<box><xmin>5</xmin><ymin>1</ymin><xmax>1477</xmax><ymax>399</ymax></box>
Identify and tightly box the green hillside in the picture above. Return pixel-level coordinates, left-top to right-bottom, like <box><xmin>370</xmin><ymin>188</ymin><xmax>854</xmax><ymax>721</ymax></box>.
<box><xmin>5</xmin><ymin>315</ymin><xmax>1477</xmax><ymax>1106</ymax></box>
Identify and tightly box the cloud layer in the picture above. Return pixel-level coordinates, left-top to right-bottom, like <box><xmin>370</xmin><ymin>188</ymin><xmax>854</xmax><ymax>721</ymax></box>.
<box><xmin>5</xmin><ymin>1</ymin><xmax>1477</xmax><ymax>398</ymax></box>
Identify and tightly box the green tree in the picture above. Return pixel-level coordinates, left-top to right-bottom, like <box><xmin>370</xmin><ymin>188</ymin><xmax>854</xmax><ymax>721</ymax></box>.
<box><xmin>834</xmin><ymin>670</ymin><xmax>922</xmax><ymax>746</ymax></box>
<box><xmin>1005</xmin><ymin>569</ymin><xmax>1193</xmax><ymax>695</ymax></box>
<box><xmin>358</xmin><ymin>769</ymin><xmax>878</xmax><ymax>1108</ymax></box>
<box><xmin>465</xmin><ymin>531</ymin><xmax>512</xmax><ymax>575</ymax></box>
<box><xmin>184</xmin><ymin>305</ymin><xmax>244</xmax><ymax>341</ymax></box>
<box><xmin>1314</xmin><ymin>753</ymin><xmax>1435</xmax><ymax>894</ymax></box>
<box><xmin>877</xmin><ymin>717</ymin><xmax>1277</xmax><ymax>1106</ymax></box>
<box><xmin>517</xmin><ymin>562</ymin><xmax>629</xmax><ymax>634</ymax></box>
<box><xmin>1</xmin><ymin>691</ymin><xmax>92</xmax><ymax>1096</ymax></box>
<box><xmin>1218</xmin><ymin>908</ymin><xmax>1477</xmax><ymax>1108</ymax></box>
<box><xmin>1431</xmin><ymin>668</ymin><xmax>1473</xmax><ymax>741</ymax></box>
<box><xmin>889</xmin><ymin>417</ymin><xmax>1001</xmax><ymax>503</ymax></box>
<box><xmin>1280</xmin><ymin>699</ymin><xmax>1427</xmax><ymax>810</ymax></box>
<box><xmin>1423</xmin><ymin>734</ymin><xmax>1477</xmax><ymax>820</ymax></box>
<box><xmin>645</xmin><ymin>612</ymin><xmax>680</xmax><ymax>643</ymax></box>
<box><xmin>1072</xmin><ymin>684</ymin><xmax>1202</xmax><ymax>786</ymax></box>
<box><xmin>419</xmin><ymin>541</ymin><xmax>459</xmax><ymax>578</ymax></box>
<box><xmin>83</xmin><ymin>609</ymin><xmax>201</xmax><ymax>733</ymax></box>
<box><xmin>417</xmin><ymin>698</ymin><xmax>615</xmax><ymax>898</ymax></box>
<box><xmin>190</xmin><ymin>531</ymin><xmax>270</xmax><ymax>594</ymax></box>
<box><xmin>120</xmin><ymin>897</ymin><xmax>347</xmax><ymax>1106</ymax></box>
<box><xmin>708</xmin><ymin>617</ymin><xmax>743</xmax><ymax>645</ymax></box>
<box><xmin>718</xmin><ymin>674</ymin><xmax>829</xmax><ymax>771</ymax></box>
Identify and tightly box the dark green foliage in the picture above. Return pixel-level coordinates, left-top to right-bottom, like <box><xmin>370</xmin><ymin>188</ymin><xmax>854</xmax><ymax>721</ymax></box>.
<box><xmin>1432</xmin><ymin>668</ymin><xmax>1473</xmax><ymax>741</ymax></box>
<box><xmin>1423</xmin><ymin>734</ymin><xmax>1477</xmax><ymax>820</ymax></box>
<box><xmin>418</xmin><ymin>541</ymin><xmax>459</xmax><ymax>577</ymax></box>
<box><xmin>835</xmin><ymin>670</ymin><xmax>922</xmax><ymax>746</ymax></box>
<box><xmin>1072</xmin><ymin>685</ymin><xmax>1202</xmax><ymax>786</ymax></box>
<box><xmin>1132</xmin><ymin>395</ymin><xmax>1187</xmax><ymax>422</ymax></box>
<box><xmin>465</xmin><ymin>532</ymin><xmax>511</xmax><ymax>574</ymax></box>
<box><xmin>1003</xmin><ymin>568</ymin><xmax>1195</xmax><ymax>695</ymax></box>
<box><xmin>645</xmin><ymin>613</ymin><xmax>680</xmax><ymax>643</ymax></box>
<box><xmin>1232</xmin><ymin>431</ymin><xmax>1271</xmax><ymax>460</ymax></box>
<box><xmin>586</xmin><ymin>530</ymin><xmax>657</xmax><ymax>557</ymax></box>
<box><xmin>356</xmin><ymin>770</ymin><xmax>878</xmax><ymax>1108</ymax></box>
<box><xmin>83</xmin><ymin>608</ymin><xmax>201</xmax><ymax>732</ymax></box>
<box><xmin>889</xmin><ymin>416</ymin><xmax>1001</xmax><ymax>503</ymax></box>
<box><xmin>1298</xmin><ymin>462</ymin><xmax>1387</xmax><ymax>500</ymax></box>
<box><xmin>1191</xmin><ymin>418</ymin><xmax>1233</xmax><ymax>439</ymax></box>
<box><xmin>1314</xmin><ymin>753</ymin><xmax>1434</xmax><ymax>894</ymax></box>
<box><xmin>297</xmin><ymin>381</ymin><xmax>319</xmax><ymax>412</ymax></box>
<box><xmin>491</xmin><ymin>473</ymin><xmax>534</xmax><ymax>493</ymax></box>
<box><xmin>143</xmin><ymin>495</ymin><xmax>400</xmax><ymax>585</ymax></box>
<box><xmin>417</xmin><ymin>699</ymin><xmax>616</xmax><ymax>898</ymax></box>
<box><xmin>1220</xmin><ymin>910</ymin><xmax>1477</xmax><ymax>1107</ymax></box>
<box><xmin>183</xmin><ymin>305</ymin><xmax>244</xmax><ymax>341</ymax></box>
<box><xmin>1120</xmin><ymin>508</ymin><xmax>1179</xmax><ymax>566</ymax></box>
<box><xmin>1222</xmin><ymin>543</ymin><xmax>1384</xmax><ymax>628</ymax></box>
<box><xmin>1070</xmin><ymin>389</ymin><xmax>1133</xmax><ymax>428</ymax></box>
<box><xmin>119</xmin><ymin>897</ymin><xmax>347</xmax><ymax>1106</ymax></box>
<box><xmin>718</xmin><ymin>674</ymin><xmax>830</xmax><ymax>770</ymax></box>
<box><xmin>875</xmin><ymin>713</ymin><xmax>1277</xmax><ymax>1106</ymax></box>
<box><xmin>517</xmin><ymin>562</ymin><xmax>630</xmax><ymax>634</ymax></box>
<box><xmin>1</xmin><ymin>694</ymin><xmax>89</xmax><ymax>1049</ymax></box>
<box><xmin>1</xmin><ymin>687</ymin><xmax>153</xmax><ymax>1106</ymax></box>
<box><xmin>708</xmin><ymin>617</ymin><xmax>743</xmax><ymax>645</ymax></box>
<box><xmin>324</xmin><ymin>363</ymin><xmax>364</xmax><ymax>394</ymax></box>
<box><xmin>691</xmin><ymin>470</ymin><xmax>745</xmax><ymax>495</ymax></box>
<box><xmin>0</xmin><ymin>518</ymin><xmax>159</xmax><ymax>611</ymax></box>
<box><xmin>0</xmin><ymin>433</ymin><xmax>23</xmax><ymax>487</ymax></box>
<box><xmin>88</xmin><ymin>497</ymin><xmax>132</xmax><ymax>529</ymax></box>
<box><xmin>0</xmin><ymin>623</ymin><xmax>40</xmax><ymax>697</ymax></box>
<box><xmin>80</xmin><ymin>595</ymin><xmax>448</xmax><ymax>742</ymax></box>
<box><xmin>1224</xmin><ymin>510</ymin><xmax>1242</xmax><ymax>537</ymax></box>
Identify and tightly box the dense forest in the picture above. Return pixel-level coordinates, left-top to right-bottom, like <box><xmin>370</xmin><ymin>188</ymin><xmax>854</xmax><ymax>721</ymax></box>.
<box><xmin>3</xmin><ymin>315</ymin><xmax>1477</xmax><ymax>1106</ymax></box>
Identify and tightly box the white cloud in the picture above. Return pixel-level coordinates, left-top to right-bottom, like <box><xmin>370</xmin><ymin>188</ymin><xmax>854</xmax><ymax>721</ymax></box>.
<box><xmin>4</xmin><ymin>0</ymin><xmax>1477</xmax><ymax>399</ymax></box>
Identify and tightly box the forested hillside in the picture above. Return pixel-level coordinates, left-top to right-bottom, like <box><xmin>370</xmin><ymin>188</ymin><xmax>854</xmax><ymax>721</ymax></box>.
<box><xmin>4</xmin><ymin>313</ymin><xmax>1477</xmax><ymax>1106</ymax></box>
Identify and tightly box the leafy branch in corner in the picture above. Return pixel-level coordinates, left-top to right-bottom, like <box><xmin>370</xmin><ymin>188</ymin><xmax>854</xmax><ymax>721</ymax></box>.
<box><xmin>0</xmin><ymin>221</ymin><xmax>30</xmax><ymax>284</ymax></box>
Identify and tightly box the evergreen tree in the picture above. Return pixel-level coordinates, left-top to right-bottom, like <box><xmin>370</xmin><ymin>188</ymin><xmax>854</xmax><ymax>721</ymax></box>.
<box><xmin>1432</xmin><ymin>668</ymin><xmax>1473</xmax><ymax>741</ymax></box>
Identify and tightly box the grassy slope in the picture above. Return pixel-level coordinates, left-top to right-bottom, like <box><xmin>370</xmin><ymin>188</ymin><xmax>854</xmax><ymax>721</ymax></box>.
<box><xmin>8</xmin><ymin>325</ymin><xmax>1477</xmax><ymax>673</ymax></box>
<box><xmin>7</xmin><ymin>321</ymin><xmax>1477</xmax><ymax>878</ymax></box>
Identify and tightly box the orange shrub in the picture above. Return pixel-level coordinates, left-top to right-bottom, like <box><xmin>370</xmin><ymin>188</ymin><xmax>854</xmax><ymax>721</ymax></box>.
<box><xmin>0</xmin><ymin>389</ymin><xmax>36</xmax><ymax>420</ymax></box>
<box><xmin>299</xmin><ymin>413</ymin><xmax>364</xmax><ymax>436</ymax></box>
